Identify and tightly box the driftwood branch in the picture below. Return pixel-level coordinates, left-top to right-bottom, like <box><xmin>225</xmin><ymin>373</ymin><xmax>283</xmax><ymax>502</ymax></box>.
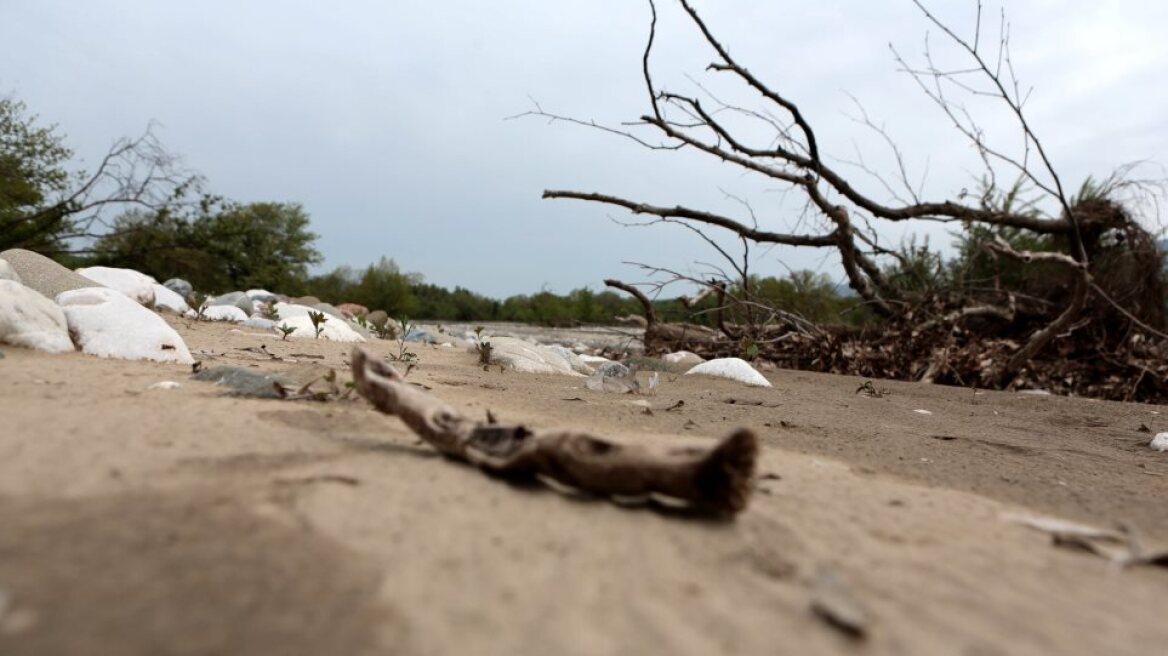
<box><xmin>350</xmin><ymin>347</ymin><xmax>758</xmax><ymax>515</ymax></box>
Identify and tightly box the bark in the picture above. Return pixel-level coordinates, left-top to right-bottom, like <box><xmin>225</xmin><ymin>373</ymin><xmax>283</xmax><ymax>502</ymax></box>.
<box><xmin>350</xmin><ymin>347</ymin><xmax>758</xmax><ymax>515</ymax></box>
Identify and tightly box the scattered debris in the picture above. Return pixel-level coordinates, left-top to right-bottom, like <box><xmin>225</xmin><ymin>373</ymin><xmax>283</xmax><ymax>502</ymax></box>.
<box><xmin>1137</xmin><ymin>424</ymin><xmax>1151</xmax><ymax>433</ymax></box>
<box><xmin>192</xmin><ymin>364</ymin><xmax>341</xmax><ymax>401</ymax></box>
<box><xmin>810</xmin><ymin>567</ymin><xmax>870</xmax><ymax>640</ymax></box>
<box><xmin>1002</xmin><ymin>512</ymin><xmax>1168</xmax><ymax>569</ymax></box>
<box><xmin>148</xmin><ymin>381</ymin><xmax>181</xmax><ymax>390</ymax></box>
<box><xmin>854</xmin><ymin>380</ymin><xmax>888</xmax><ymax>398</ymax></box>
<box><xmin>913</xmin><ymin>409</ymin><xmax>933</xmax><ymax>415</ymax></box>
<box><xmin>664</xmin><ymin>400</ymin><xmax>685</xmax><ymax>412</ymax></box>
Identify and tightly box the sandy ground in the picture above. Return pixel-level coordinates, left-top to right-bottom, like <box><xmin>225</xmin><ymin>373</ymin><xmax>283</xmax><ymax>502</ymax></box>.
<box><xmin>2</xmin><ymin>317</ymin><xmax>1167</xmax><ymax>656</ymax></box>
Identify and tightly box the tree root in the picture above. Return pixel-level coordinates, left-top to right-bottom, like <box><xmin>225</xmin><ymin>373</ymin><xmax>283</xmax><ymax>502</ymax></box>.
<box><xmin>350</xmin><ymin>347</ymin><xmax>758</xmax><ymax>515</ymax></box>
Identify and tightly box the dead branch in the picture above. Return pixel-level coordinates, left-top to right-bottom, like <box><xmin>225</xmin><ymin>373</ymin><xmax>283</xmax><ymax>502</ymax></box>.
<box><xmin>350</xmin><ymin>347</ymin><xmax>758</xmax><ymax>515</ymax></box>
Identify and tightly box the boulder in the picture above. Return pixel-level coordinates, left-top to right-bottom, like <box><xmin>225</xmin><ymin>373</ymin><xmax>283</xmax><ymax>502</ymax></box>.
<box><xmin>272</xmin><ymin>302</ymin><xmax>323</xmax><ymax>320</ymax></box>
<box><xmin>0</xmin><ymin>280</ymin><xmax>74</xmax><ymax>353</ymax></box>
<box><xmin>75</xmin><ymin>266</ymin><xmax>157</xmax><ymax>307</ymax></box>
<box><xmin>245</xmin><ymin>288</ymin><xmax>279</xmax><ymax>304</ymax></box>
<box><xmin>163</xmin><ymin>278</ymin><xmax>194</xmax><ymax>299</ymax></box>
<box><xmin>242</xmin><ymin>317</ymin><xmax>278</xmax><ymax>331</ymax></box>
<box><xmin>0</xmin><ymin>248</ymin><xmax>103</xmax><ymax>299</ymax></box>
<box><xmin>275</xmin><ymin>315</ymin><xmax>366</xmax><ymax>342</ymax></box>
<box><xmin>291</xmin><ymin>295</ymin><xmax>321</xmax><ymax>307</ymax></box>
<box><xmin>202</xmin><ymin>305</ymin><xmax>248</xmax><ymax>322</ymax></box>
<box><xmin>313</xmin><ymin>302</ymin><xmax>346</xmax><ymax>320</ymax></box>
<box><xmin>0</xmin><ymin>259</ymin><xmax>20</xmax><ymax>284</ymax></box>
<box><xmin>662</xmin><ymin>350</ymin><xmax>706</xmax><ymax>368</ymax></box>
<box><xmin>208</xmin><ymin>291</ymin><xmax>254</xmax><ymax>316</ymax></box>
<box><xmin>684</xmin><ymin>357</ymin><xmax>772</xmax><ymax>387</ymax></box>
<box><xmin>366</xmin><ymin>310</ymin><xmax>390</xmax><ymax>329</ymax></box>
<box><xmin>152</xmin><ymin>284</ymin><xmax>189</xmax><ymax>313</ymax></box>
<box><xmin>337</xmin><ymin>303</ymin><xmax>369</xmax><ymax>318</ymax></box>
<box><xmin>57</xmin><ymin>287</ymin><xmax>193</xmax><ymax>364</ymax></box>
<box><xmin>487</xmin><ymin>336</ymin><xmax>590</xmax><ymax>377</ymax></box>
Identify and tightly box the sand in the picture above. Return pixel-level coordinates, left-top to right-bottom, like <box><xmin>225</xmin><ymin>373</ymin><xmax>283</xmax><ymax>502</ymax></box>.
<box><xmin>1</xmin><ymin>317</ymin><xmax>1167</xmax><ymax>655</ymax></box>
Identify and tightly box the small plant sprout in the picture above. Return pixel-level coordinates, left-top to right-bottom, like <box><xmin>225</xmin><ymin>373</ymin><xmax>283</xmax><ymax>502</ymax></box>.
<box><xmin>473</xmin><ymin>325</ymin><xmax>493</xmax><ymax>365</ymax></box>
<box><xmin>278</xmin><ymin>324</ymin><xmax>298</xmax><ymax>341</ymax></box>
<box><xmin>308</xmin><ymin>310</ymin><xmax>328</xmax><ymax>339</ymax></box>
<box><xmin>386</xmin><ymin>316</ymin><xmax>419</xmax><ymax>373</ymax></box>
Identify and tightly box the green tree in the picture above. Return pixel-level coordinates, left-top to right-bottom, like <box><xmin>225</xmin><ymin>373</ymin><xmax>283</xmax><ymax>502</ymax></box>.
<box><xmin>1</xmin><ymin>95</ymin><xmax>197</xmax><ymax>255</ymax></box>
<box><xmin>95</xmin><ymin>199</ymin><xmax>322</xmax><ymax>293</ymax></box>
<box><xmin>0</xmin><ymin>97</ymin><xmax>73</xmax><ymax>251</ymax></box>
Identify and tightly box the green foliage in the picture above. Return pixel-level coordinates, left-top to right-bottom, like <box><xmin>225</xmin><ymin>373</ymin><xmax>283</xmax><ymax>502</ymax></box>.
<box><xmin>308</xmin><ymin>310</ymin><xmax>328</xmax><ymax>339</ymax></box>
<box><xmin>94</xmin><ymin>199</ymin><xmax>322</xmax><ymax>293</ymax></box>
<box><xmin>0</xmin><ymin>97</ymin><xmax>74</xmax><ymax>251</ymax></box>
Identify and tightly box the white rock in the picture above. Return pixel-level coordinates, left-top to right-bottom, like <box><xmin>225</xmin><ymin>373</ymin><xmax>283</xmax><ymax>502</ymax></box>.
<box><xmin>0</xmin><ymin>259</ymin><xmax>21</xmax><ymax>283</ymax></box>
<box><xmin>75</xmin><ymin>266</ymin><xmax>157</xmax><ymax>306</ymax></box>
<box><xmin>0</xmin><ymin>280</ymin><xmax>74</xmax><ymax>353</ymax></box>
<box><xmin>148</xmin><ymin>381</ymin><xmax>181</xmax><ymax>390</ymax></box>
<box><xmin>913</xmin><ymin>409</ymin><xmax>933</xmax><ymax>415</ymax></box>
<box><xmin>579</xmin><ymin>354</ymin><xmax>614</xmax><ymax>365</ymax></box>
<box><xmin>276</xmin><ymin>315</ymin><xmax>366</xmax><ymax>342</ymax></box>
<box><xmin>202</xmin><ymin>305</ymin><xmax>248</xmax><ymax>322</ymax></box>
<box><xmin>272</xmin><ymin>302</ymin><xmax>323</xmax><ymax>320</ymax></box>
<box><xmin>152</xmin><ymin>284</ymin><xmax>189</xmax><ymax>313</ymax></box>
<box><xmin>1151</xmin><ymin>433</ymin><xmax>1168</xmax><ymax>452</ymax></box>
<box><xmin>487</xmin><ymin>336</ymin><xmax>589</xmax><ymax>376</ymax></box>
<box><xmin>246</xmin><ymin>288</ymin><xmax>279</xmax><ymax>302</ymax></box>
<box><xmin>663</xmin><ymin>350</ymin><xmax>705</xmax><ymax>366</ymax></box>
<box><xmin>544</xmin><ymin>344</ymin><xmax>595</xmax><ymax>375</ymax></box>
<box><xmin>684</xmin><ymin>357</ymin><xmax>772</xmax><ymax>387</ymax></box>
<box><xmin>57</xmin><ymin>287</ymin><xmax>193</xmax><ymax>364</ymax></box>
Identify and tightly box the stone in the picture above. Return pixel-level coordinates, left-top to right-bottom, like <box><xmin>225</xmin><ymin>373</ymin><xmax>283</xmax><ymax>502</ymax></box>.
<box><xmin>1151</xmin><ymin>433</ymin><xmax>1168</xmax><ymax>452</ymax></box>
<box><xmin>584</xmin><ymin>361</ymin><xmax>640</xmax><ymax>393</ymax></box>
<box><xmin>57</xmin><ymin>287</ymin><xmax>193</xmax><ymax>364</ymax></box>
<box><xmin>208</xmin><ymin>291</ymin><xmax>254</xmax><ymax>316</ymax></box>
<box><xmin>202</xmin><ymin>305</ymin><xmax>248</xmax><ymax>322</ymax></box>
<box><xmin>685</xmin><ymin>357</ymin><xmax>772</xmax><ymax>387</ymax></box>
<box><xmin>245</xmin><ymin>288</ymin><xmax>279</xmax><ymax>304</ymax></box>
<box><xmin>291</xmin><ymin>295</ymin><xmax>321</xmax><ymax>307</ymax></box>
<box><xmin>242</xmin><ymin>317</ymin><xmax>278</xmax><ymax>330</ymax></box>
<box><xmin>487</xmin><ymin>336</ymin><xmax>590</xmax><ymax>377</ymax></box>
<box><xmin>366</xmin><ymin>310</ymin><xmax>389</xmax><ymax>329</ymax></box>
<box><xmin>0</xmin><ymin>259</ymin><xmax>20</xmax><ymax>284</ymax></box>
<box><xmin>0</xmin><ymin>280</ymin><xmax>74</xmax><ymax>353</ymax></box>
<box><xmin>313</xmin><ymin>302</ymin><xmax>346</xmax><ymax>320</ymax></box>
<box><xmin>152</xmin><ymin>284</ymin><xmax>189</xmax><ymax>313</ymax></box>
<box><xmin>337</xmin><ymin>303</ymin><xmax>369</xmax><ymax>318</ymax></box>
<box><xmin>272</xmin><ymin>302</ymin><xmax>322</xmax><ymax>320</ymax></box>
<box><xmin>0</xmin><ymin>248</ymin><xmax>104</xmax><ymax>299</ymax></box>
<box><xmin>163</xmin><ymin>278</ymin><xmax>193</xmax><ymax>299</ymax></box>
<box><xmin>75</xmin><ymin>266</ymin><xmax>157</xmax><ymax>307</ymax></box>
<box><xmin>275</xmin><ymin>314</ymin><xmax>366</xmax><ymax>342</ymax></box>
<box><xmin>662</xmin><ymin>350</ymin><xmax>705</xmax><ymax>368</ymax></box>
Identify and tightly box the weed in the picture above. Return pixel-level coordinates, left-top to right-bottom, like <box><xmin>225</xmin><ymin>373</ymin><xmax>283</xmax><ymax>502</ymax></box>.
<box><xmin>278</xmin><ymin>324</ymin><xmax>298</xmax><ymax>341</ymax></box>
<box><xmin>308</xmin><ymin>310</ymin><xmax>328</xmax><ymax>339</ymax></box>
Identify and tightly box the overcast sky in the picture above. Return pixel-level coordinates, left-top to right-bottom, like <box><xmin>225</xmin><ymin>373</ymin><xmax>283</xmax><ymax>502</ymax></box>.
<box><xmin>3</xmin><ymin>1</ymin><xmax>1165</xmax><ymax>297</ymax></box>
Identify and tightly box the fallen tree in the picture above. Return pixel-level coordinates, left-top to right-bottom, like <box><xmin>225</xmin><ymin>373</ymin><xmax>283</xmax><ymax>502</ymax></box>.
<box><xmin>529</xmin><ymin>1</ymin><xmax>1167</xmax><ymax>402</ymax></box>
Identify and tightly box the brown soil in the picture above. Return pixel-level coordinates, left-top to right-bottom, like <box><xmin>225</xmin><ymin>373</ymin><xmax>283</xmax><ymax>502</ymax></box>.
<box><xmin>1</xmin><ymin>318</ymin><xmax>1166</xmax><ymax>655</ymax></box>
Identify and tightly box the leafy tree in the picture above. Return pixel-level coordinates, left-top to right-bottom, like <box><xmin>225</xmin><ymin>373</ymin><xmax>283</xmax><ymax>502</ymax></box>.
<box><xmin>0</xmin><ymin>97</ymin><xmax>73</xmax><ymax>251</ymax></box>
<box><xmin>1</xmin><ymin>95</ymin><xmax>197</xmax><ymax>255</ymax></box>
<box><xmin>95</xmin><ymin>199</ymin><xmax>321</xmax><ymax>292</ymax></box>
